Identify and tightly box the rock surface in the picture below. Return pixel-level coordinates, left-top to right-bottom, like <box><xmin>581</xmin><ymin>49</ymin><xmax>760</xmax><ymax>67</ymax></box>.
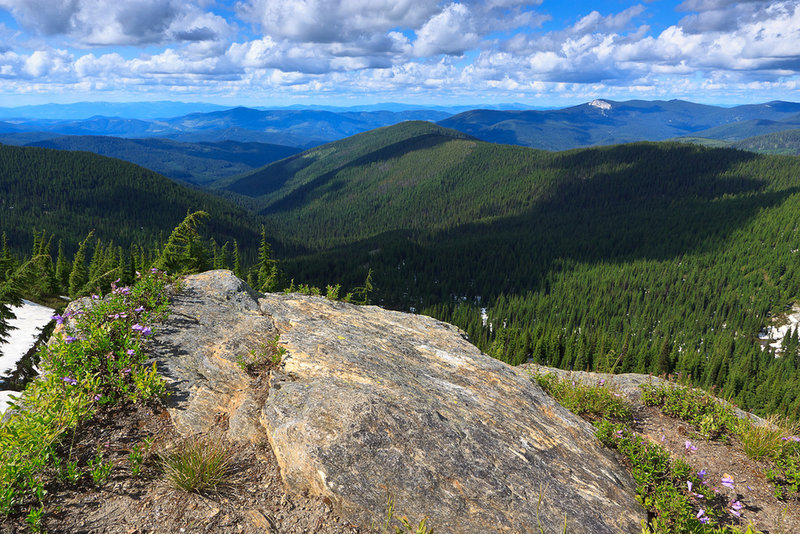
<box><xmin>152</xmin><ymin>270</ymin><xmax>645</xmax><ymax>533</ymax></box>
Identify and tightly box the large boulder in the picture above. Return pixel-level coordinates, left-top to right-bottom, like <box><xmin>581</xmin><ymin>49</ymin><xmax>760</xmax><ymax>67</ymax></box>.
<box><xmin>151</xmin><ymin>270</ymin><xmax>645</xmax><ymax>533</ymax></box>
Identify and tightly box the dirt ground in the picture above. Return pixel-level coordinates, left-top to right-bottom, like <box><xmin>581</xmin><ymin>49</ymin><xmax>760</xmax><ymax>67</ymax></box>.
<box><xmin>631</xmin><ymin>404</ymin><xmax>800</xmax><ymax>534</ymax></box>
<box><xmin>0</xmin><ymin>402</ymin><xmax>368</xmax><ymax>534</ymax></box>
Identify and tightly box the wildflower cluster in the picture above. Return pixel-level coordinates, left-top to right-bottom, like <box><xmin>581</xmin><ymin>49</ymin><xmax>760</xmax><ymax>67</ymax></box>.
<box><xmin>0</xmin><ymin>269</ymin><xmax>173</xmax><ymax>517</ymax></box>
<box><xmin>595</xmin><ymin>421</ymin><xmax>743</xmax><ymax>533</ymax></box>
<box><xmin>640</xmin><ymin>381</ymin><xmax>739</xmax><ymax>440</ymax></box>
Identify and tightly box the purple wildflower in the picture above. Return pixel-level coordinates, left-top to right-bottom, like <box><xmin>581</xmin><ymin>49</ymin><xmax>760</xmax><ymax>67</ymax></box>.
<box><xmin>660</xmin><ymin>435</ymin><xmax>665</xmax><ymax>442</ymax></box>
<box><xmin>697</xmin><ymin>469</ymin><xmax>707</xmax><ymax>479</ymax></box>
<box><xmin>598</xmin><ymin>379</ymin><xmax>605</xmax><ymax>386</ymax></box>
<box><xmin>721</xmin><ymin>475</ymin><xmax>735</xmax><ymax>490</ymax></box>
<box><xmin>615</xmin><ymin>429</ymin><xmax>624</xmax><ymax>438</ymax></box>
<box><xmin>729</xmin><ymin>501</ymin><xmax>743</xmax><ymax>517</ymax></box>
<box><xmin>122</xmin><ymin>368</ymin><xmax>131</xmax><ymax>374</ymax></box>
<box><xmin>782</xmin><ymin>436</ymin><xmax>800</xmax><ymax>442</ymax></box>
<box><xmin>61</xmin><ymin>376</ymin><xmax>77</xmax><ymax>386</ymax></box>
<box><xmin>64</xmin><ymin>335</ymin><xmax>77</xmax><ymax>344</ymax></box>
<box><xmin>134</xmin><ymin>306</ymin><xmax>145</xmax><ymax>312</ymax></box>
<box><xmin>91</xmin><ymin>294</ymin><xmax>100</xmax><ymax>300</ymax></box>
<box><xmin>51</xmin><ymin>314</ymin><xmax>65</xmax><ymax>325</ymax></box>
<box><xmin>150</xmin><ymin>268</ymin><xmax>159</xmax><ymax>273</ymax></box>
<box><xmin>93</xmin><ymin>394</ymin><xmax>101</xmax><ymax>401</ymax></box>
<box><xmin>696</xmin><ymin>509</ymin><xmax>708</xmax><ymax>524</ymax></box>
<box><xmin>131</xmin><ymin>324</ymin><xmax>152</xmax><ymax>336</ymax></box>
<box><xmin>126</xmin><ymin>349</ymin><xmax>136</xmax><ymax>355</ymax></box>
<box><xmin>687</xmin><ymin>481</ymin><xmax>693</xmax><ymax>492</ymax></box>
<box><xmin>685</xmin><ymin>440</ymin><xmax>697</xmax><ymax>453</ymax></box>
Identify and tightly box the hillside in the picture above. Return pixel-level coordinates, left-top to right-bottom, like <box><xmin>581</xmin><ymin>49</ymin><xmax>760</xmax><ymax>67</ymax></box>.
<box><xmin>222</xmin><ymin>121</ymin><xmax>800</xmax><ymax>417</ymax></box>
<box><xmin>437</xmin><ymin>100</ymin><xmax>800</xmax><ymax>150</ymax></box>
<box><xmin>0</xmin><ymin>144</ymin><xmax>263</xmax><ymax>257</ymax></box>
<box><xmin>19</xmin><ymin>136</ymin><xmax>301</xmax><ymax>186</ymax></box>
<box><xmin>731</xmin><ymin>129</ymin><xmax>800</xmax><ymax>155</ymax></box>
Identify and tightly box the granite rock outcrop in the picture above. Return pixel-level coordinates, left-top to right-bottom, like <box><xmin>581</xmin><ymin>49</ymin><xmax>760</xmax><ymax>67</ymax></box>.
<box><xmin>149</xmin><ymin>270</ymin><xmax>645</xmax><ymax>533</ymax></box>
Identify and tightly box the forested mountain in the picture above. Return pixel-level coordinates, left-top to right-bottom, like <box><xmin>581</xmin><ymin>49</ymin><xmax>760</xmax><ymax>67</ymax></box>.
<box><xmin>731</xmin><ymin>129</ymin><xmax>800</xmax><ymax>155</ymax></box>
<box><xmin>0</xmin><ymin>144</ymin><xmax>263</xmax><ymax>259</ymax></box>
<box><xmin>223</xmin><ymin>120</ymin><xmax>800</xmax><ymax>417</ymax></box>
<box><xmin>13</xmin><ymin>136</ymin><xmax>301</xmax><ymax>186</ymax></box>
<box><xmin>437</xmin><ymin>100</ymin><xmax>800</xmax><ymax>150</ymax></box>
<box><xmin>688</xmin><ymin>114</ymin><xmax>800</xmax><ymax>142</ymax></box>
<box><xmin>677</xmin><ymin>130</ymin><xmax>800</xmax><ymax>155</ymax></box>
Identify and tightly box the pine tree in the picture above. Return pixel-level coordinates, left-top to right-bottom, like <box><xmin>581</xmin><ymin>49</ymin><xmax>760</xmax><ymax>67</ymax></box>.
<box><xmin>233</xmin><ymin>240</ymin><xmax>243</xmax><ymax>278</ymax></box>
<box><xmin>55</xmin><ymin>240</ymin><xmax>71</xmax><ymax>294</ymax></box>
<box><xmin>69</xmin><ymin>232</ymin><xmax>94</xmax><ymax>297</ymax></box>
<box><xmin>153</xmin><ymin>211</ymin><xmax>210</xmax><ymax>273</ymax></box>
<box><xmin>255</xmin><ymin>226</ymin><xmax>279</xmax><ymax>292</ymax></box>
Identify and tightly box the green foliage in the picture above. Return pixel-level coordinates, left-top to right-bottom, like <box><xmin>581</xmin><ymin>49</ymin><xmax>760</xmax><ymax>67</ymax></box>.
<box><xmin>640</xmin><ymin>382</ymin><xmax>739</xmax><ymax>440</ymax></box>
<box><xmin>153</xmin><ymin>211</ymin><xmax>210</xmax><ymax>274</ymax></box>
<box><xmin>87</xmin><ymin>449</ymin><xmax>113</xmax><ymax>486</ymax></box>
<box><xmin>236</xmin><ymin>335</ymin><xmax>286</xmax><ymax>376</ymax></box>
<box><xmin>735</xmin><ymin>416</ymin><xmax>794</xmax><ymax>462</ymax></box>
<box><xmin>127</xmin><ymin>437</ymin><xmax>154</xmax><ymax>477</ymax></box>
<box><xmin>532</xmin><ymin>372</ymin><xmax>631</xmax><ymax>422</ymax></box>
<box><xmin>377</xmin><ymin>493</ymin><xmax>434</xmax><ymax>534</ymax></box>
<box><xmin>0</xmin><ymin>269</ymin><xmax>171</xmax><ymax>516</ymax></box>
<box><xmin>158</xmin><ymin>435</ymin><xmax>235</xmax><ymax>494</ymax></box>
<box><xmin>595</xmin><ymin>421</ymin><xmax>725</xmax><ymax>533</ymax></box>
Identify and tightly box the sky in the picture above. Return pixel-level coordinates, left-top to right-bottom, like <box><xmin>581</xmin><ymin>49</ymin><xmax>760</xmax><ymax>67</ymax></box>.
<box><xmin>0</xmin><ymin>0</ymin><xmax>798</xmax><ymax>108</ymax></box>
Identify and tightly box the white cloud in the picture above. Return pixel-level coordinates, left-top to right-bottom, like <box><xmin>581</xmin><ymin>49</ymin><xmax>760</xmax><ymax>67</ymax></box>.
<box><xmin>0</xmin><ymin>0</ymin><xmax>231</xmax><ymax>46</ymax></box>
<box><xmin>412</xmin><ymin>3</ymin><xmax>480</xmax><ymax>57</ymax></box>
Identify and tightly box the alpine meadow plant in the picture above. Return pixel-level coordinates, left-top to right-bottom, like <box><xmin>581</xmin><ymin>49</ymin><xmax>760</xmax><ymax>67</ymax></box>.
<box><xmin>0</xmin><ymin>268</ymin><xmax>173</xmax><ymax>518</ymax></box>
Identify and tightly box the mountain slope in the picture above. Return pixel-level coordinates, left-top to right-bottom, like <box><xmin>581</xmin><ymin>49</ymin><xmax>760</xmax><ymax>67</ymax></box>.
<box><xmin>0</xmin><ymin>144</ymin><xmax>262</xmax><ymax>256</ymax></box>
<box><xmin>22</xmin><ymin>136</ymin><xmax>301</xmax><ymax>186</ymax></box>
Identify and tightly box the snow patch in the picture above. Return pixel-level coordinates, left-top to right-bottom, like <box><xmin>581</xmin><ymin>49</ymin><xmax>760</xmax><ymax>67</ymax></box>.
<box><xmin>758</xmin><ymin>304</ymin><xmax>800</xmax><ymax>355</ymax></box>
<box><xmin>1</xmin><ymin>299</ymin><xmax>54</xmax><ymax>377</ymax></box>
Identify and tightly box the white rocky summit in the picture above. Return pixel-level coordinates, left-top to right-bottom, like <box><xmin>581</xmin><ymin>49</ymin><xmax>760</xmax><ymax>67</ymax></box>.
<box><xmin>589</xmin><ymin>99</ymin><xmax>612</xmax><ymax>111</ymax></box>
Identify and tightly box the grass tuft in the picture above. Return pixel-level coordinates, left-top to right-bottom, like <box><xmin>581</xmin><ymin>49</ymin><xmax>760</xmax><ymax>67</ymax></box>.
<box><xmin>159</xmin><ymin>435</ymin><xmax>236</xmax><ymax>494</ymax></box>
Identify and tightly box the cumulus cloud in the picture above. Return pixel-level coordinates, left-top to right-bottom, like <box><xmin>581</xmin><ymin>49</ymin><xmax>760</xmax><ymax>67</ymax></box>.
<box><xmin>412</xmin><ymin>3</ymin><xmax>480</xmax><ymax>57</ymax></box>
<box><xmin>0</xmin><ymin>0</ymin><xmax>231</xmax><ymax>45</ymax></box>
<box><xmin>0</xmin><ymin>0</ymin><xmax>798</xmax><ymax>104</ymax></box>
<box><xmin>235</xmin><ymin>0</ymin><xmax>438</xmax><ymax>43</ymax></box>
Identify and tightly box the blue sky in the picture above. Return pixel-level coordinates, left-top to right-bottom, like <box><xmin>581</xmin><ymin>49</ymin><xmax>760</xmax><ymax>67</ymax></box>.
<box><xmin>0</xmin><ymin>0</ymin><xmax>798</xmax><ymax>107</ymax></box>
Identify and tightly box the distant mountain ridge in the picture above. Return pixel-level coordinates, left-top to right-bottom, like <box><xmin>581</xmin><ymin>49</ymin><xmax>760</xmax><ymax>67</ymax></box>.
<box><xmin>438</xmin><ymin>99</ymin><xmax>800</xmax><ymax>150</ymax></box>
<box><xmin>0</xmin><ymin>107</ymin><xmax>453</xmax><ymax>148</ymax></box>
<box><xmin>3</xmin><ymin>99</ymin><xmax>799</xmax><ymax>152</ymax></box>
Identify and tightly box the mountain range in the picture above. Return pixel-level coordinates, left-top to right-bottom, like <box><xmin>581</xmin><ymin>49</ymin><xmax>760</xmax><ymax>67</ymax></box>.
<box><xmin>3</xmin><ymin>100</ymin><xmax>800</xmax><ymax>154</ymax></box>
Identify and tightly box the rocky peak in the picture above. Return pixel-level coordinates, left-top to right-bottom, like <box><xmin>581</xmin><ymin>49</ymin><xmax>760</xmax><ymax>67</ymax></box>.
<box><xmin>150</xmin><ymin>270</ymin><xmax>644</xmax><ymax>533</ymax></box>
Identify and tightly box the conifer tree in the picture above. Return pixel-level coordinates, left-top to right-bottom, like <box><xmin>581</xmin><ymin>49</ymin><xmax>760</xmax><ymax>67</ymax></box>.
<box><xmin>255</xmin><ymin>226</ymin><xmax>279</xmax><ymax>292</ymax></box>
<box><xmin>69</xmin><ymin>232</ymin><xmax>94</xmax><ymax>297</ymax></box>
<box><xmin>153</xmin><ymin>211</ymin><xmax>210</xmax><ymax>273</ymax></box>
<box><xmin>55</xmin><ymin>240</ymin><xmax>71</xmax><ymax>294</ymax></box>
